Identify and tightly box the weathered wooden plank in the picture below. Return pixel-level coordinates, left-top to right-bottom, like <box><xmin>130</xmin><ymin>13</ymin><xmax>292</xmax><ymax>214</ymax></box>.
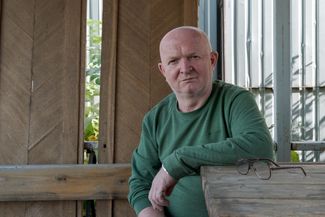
<box><xmin>0</xmin><ymin>0</ymin><xmax>33</xmax><ymax>165</ymax></box>
<box><xmin>77</xmin><ymin>0</ymin><xmax>87</xmax><ymax>216</ymax></box>
<box><xmin>208</xmin><ymin>199</ymin><xmax>325</xmax><ymax>217</ymax></box>
<box><xmin>0</xmin><ymin>0</ymin><xmax>2</xmax><ymax>40</ymax></box>
<box><xmin>96</xmin><ymin>0</ymin><xmax>119</xmax><ymax>216</ymax></box>
<box><xmin>28</xmin><ymin>0</ymin><xmax>81</xmax><ymax>165</ymax></box>
<box><xmin>0</xmin><ymin>0</ymin><xmax>34</xmax><ymax>215</ymax></box>
<box><xmin>23</xmin><ymin>0</ymin><xmax>83</xmax><ymax>216</ymax></box>
<box><xmin>0</xmin><ymin>164</ymin><xmax>130</xmax><ymax>201</ymax></box>
<box><xmin>201</xmin><ymin>164</ymin><xmax>325</xmax><ymax>217</ymax></box>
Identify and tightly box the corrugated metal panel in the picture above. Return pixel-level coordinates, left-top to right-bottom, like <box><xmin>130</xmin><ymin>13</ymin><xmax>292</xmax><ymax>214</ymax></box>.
<box><xmin>200</xmin><ymin>0</ymin><xmax>325</xmax><ymax>162</ymax></box>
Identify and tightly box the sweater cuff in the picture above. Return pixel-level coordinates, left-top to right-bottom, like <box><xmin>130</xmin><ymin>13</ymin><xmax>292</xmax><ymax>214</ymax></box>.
<box><xmin>132</xmin><ymin>196</ymin><xmax>152</xmax><ymax>215</ymax></box>
<box><xmin>163</xmin><ymin>151</ymin><xmax>191</xmax><ymax>180</ymax></box>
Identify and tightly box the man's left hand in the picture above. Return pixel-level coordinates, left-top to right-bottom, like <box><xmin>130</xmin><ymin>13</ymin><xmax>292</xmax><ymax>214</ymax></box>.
<box><xmin>148</xmin><ymin>166</ymin><xmax>177</xmax><ymax>211</ymax></box>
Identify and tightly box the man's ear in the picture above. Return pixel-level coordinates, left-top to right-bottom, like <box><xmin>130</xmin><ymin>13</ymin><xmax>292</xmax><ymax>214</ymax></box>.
<box><xmin>211</xmin><ymin>51</ymin><xmax>218</xmax><ymax>67</ymax></box>
<box><xmin>158</xmin><ymin>63</ymin><xmax>166</xmax><ymax>77</ymax></box>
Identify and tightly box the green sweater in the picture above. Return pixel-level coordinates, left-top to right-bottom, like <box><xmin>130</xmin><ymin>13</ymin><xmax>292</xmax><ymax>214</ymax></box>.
<box><xmin>128</xmin><ymin>81</ymin><xmax>274</xmax><ymax>217</ymax></box>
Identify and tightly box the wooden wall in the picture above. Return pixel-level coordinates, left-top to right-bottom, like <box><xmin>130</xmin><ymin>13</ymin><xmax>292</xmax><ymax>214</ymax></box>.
<box><xmin>0</xmin><ymin>0</ymin><xmax>83</xmax><ymax>216</ymax></box>
<box><xmin>0</xmin><ymin>0</ymin><xmax>197</xmax><ymax>216</ymax></box>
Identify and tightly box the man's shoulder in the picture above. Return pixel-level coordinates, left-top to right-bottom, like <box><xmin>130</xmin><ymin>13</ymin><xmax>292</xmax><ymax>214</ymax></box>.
<box><xmin>213</xmin><ymin>80</ymin><xmax>250</xmax><ymax>98</ymax></box>
<box><xmin>214</xmin><ymin>80</ymin><xmax>248</xmax><ymax>93</ymax></box>
<box><xmin>144</xmin><ymin>93</ymin><xmax>175</xmax><ymax>119</ymax></box>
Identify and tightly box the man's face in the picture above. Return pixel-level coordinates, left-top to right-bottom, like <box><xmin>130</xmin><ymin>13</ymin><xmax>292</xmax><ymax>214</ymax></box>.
<box><xmin>158</xmin><ymin>30</ymin><xmax>218</xmax><ymax>98</ymax></box>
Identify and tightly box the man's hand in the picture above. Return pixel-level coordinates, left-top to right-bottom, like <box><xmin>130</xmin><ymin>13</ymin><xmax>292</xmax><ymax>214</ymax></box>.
<box><xmin>138</xmin><ymin>206</ymin><xmax>165</xmax><ymax>217</ymax></box>
<box><xmin>148</xmin><ymin>166</ymin><xmax>177</xmax><ymax>211</ymax></box>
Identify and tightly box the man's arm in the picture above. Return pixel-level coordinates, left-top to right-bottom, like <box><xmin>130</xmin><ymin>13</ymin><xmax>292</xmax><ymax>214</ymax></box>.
<box><xmin>128</xmin><ymin>115</ymin><xmax>165</xmax><ymax>215</ymax></box>
<box><xmin>163</xmin><ymin>90</ymin><xmax>274</xmax><ymax>180</ymax></box>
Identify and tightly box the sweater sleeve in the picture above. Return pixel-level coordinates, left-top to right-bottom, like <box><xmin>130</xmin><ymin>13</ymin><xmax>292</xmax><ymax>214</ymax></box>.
<box><xmin>128</xmin><ymin>115</ymin><xmax>161</xmax><ymax>215</ymax></box>
<box><xmin>162</xmin><ymin>90</ymin><xmax>274</xmax><ymax>180</ymax></box>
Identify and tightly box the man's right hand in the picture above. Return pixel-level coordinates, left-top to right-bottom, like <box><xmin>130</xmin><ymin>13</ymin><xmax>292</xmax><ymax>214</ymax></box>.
<box><xmin>138</xmin><ymin>206</ymin><xmax>165</xmax><ymax>217</ymax></box>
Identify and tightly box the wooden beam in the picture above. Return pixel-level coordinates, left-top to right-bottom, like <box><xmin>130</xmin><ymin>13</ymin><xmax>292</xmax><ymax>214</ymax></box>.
<box><xmin>0</xmin><ymin>164</ymin><xmax>130</xmax><ymax>202</ymax></box>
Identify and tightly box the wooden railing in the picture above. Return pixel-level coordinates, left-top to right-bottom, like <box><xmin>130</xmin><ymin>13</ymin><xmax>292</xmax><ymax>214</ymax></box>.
<box><xmin>0</xmin><ymin>164</ymin><xmax>130</xmax><ymax>201</ymax></box>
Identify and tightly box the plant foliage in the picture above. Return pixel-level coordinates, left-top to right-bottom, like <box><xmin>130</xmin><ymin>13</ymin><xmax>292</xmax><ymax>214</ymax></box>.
<box><xmin>84</xmin><ymin>19</ymin><xmax>102</xmax><ymax>141</ymax></box>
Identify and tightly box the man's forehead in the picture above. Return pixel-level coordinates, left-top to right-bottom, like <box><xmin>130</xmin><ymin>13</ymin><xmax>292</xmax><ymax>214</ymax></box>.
<box><xmin>160</xmin><ymin>36</ymin><xmax>202</xmax><ymax>55</ymax></box>
<box><xmin>161</xmin><ymin>29</ymin><xmax>201</xmax><ymax>46</ymax></box>
<box><xmin>162</xmin><ymin>42</ymin><xmax>198</xmax><ymax>55</ymax></box>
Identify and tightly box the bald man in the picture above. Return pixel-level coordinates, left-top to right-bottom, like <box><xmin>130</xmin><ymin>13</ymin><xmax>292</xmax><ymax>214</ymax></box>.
<box><xmin>128</xmin><ymin>26</ymin><xmax>273</xmax><ymax>217</ymax></box>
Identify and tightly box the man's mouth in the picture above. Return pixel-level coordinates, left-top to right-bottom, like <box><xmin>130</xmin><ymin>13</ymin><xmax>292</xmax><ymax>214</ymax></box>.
<box><xmin>182</xmin><ymin>77</ymin><xmax>197</xmax><ymax>82</ymax></box>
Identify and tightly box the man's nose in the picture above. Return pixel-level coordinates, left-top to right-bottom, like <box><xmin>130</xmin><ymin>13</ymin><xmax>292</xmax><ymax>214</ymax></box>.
<box><xmin>179</xmin><ymin>58</ymin><xmax>192</xmax><ymax>74</ymax></box>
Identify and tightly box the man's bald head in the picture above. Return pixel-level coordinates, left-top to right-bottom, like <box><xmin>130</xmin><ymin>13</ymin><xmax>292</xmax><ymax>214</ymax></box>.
<box><xmin>159</xmin><ymin>26</ymin><xmax>213</xmax><ymax>59</ymax></box>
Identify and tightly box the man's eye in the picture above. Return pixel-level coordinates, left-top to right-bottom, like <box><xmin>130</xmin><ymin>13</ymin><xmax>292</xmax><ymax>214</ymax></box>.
<box><xmin>190</xmin><ymin>55</ymin><xmax>200</xmax><ymax>59</ymax></box>
<box><xmin>168</xmin><ymin>59</ymin><xmax>178</xmax><ymax>65</ymax></box>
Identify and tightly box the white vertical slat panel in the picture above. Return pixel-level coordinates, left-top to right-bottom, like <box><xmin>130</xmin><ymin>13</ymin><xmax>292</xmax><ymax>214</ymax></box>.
<box><xmin>317</xmin><ymin>0</ymin><xmax>325</xmax><ymax>161</ymax></box>
<box><xmin>234</xmin><ymin>0</ymin><xmax>248</xmax><ymax>87</ymax></box>
<box><xmin>319</xmin><ymin>1</ymin><xmax>325</xmax><ymax>85</ymax></box>
<box><xmin>262</xmin><ymin>0</ymin><xmax>274</xmax><ymax>131</ymax></box>
<box><xmin>291</xmin><ymin>0</ymin><xmax>302</xmax><ymax>88</ymax></box>
<box><xmin>314</xmin><ymin>0</ymin><xmax>321</xmax><ymax>161</ymax></box>
<box><xmin>249</xmin><ymin>0</ymin><xmax>262</xmax><ymax>88</ymax></box>
<box><xmin>291</xmin><ymin>92</ymin><xmax>301</xmax><ymax>141</ymax></box>
<box><xmin>291</xmin><ymin>0</ymin><xmax>302</xmax><ymax>141</ymax></box>
<box><xmin>304</xmin><ymin>0</ymin><xmax>316</xmax><ymax>86</ymax></box>
<box><xmin>304</xmin><ymin>0</ymin><xmax>316</xmax><ymax>142</ymax></box>
<box><xmin>305</xmin><ymin>91</ymin><xmax>314</xmax><ymax>140</ymax></box>
<box><xmin>263</xmin><ymin>0</ymin><xmax>274</xmax><ymax>88</ymax></box>
<box><xmin>224</xmin><ymin>0</ymin><xmax>235</xmax><ymax>83</ymax></box>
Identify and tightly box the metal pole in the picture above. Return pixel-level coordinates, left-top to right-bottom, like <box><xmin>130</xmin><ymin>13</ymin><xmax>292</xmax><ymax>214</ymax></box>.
<box><xmin>274</xmin><ymin>0</ymin><xmax>291</xmax><ymax>162</ymax></box>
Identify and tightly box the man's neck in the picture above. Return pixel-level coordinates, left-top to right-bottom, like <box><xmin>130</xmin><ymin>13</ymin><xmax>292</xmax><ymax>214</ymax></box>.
<box><xmin>176</xmin><ymin>87</ymin><xmax>212</xmax><ymax>113</ymax></box>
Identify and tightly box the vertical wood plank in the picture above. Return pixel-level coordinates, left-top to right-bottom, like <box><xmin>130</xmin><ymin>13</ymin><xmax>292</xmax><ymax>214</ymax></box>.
<box><xmin>115</xmin><ymin>0</ymin><xmax>151</xmax><ymax>163</ymax></box>
<box><xmin>25</xmin><ymin>0</ymin><xmax>83</xmax><ymax>216</ymax></box>
<box><xmin>0</xmin><ymin>0</ymin><xmax>33</xmax><ymax>164</ymax></box>
<box><xmin>78</xmin><ymin>0</ymin><xmax>88</xmax><ymax>165</ymax></box>
<box><xmin>183</xmin><ymin>0</ymin><xmax>198</xmax><ymax>26</ymax></box>
<box><xmin>0</xmin><ymin>0</ymin><xmax>34</xmax><ymax>215</ymax></box>
<box><xmin>0</xmin><ymin>0</ymin><xmax>2</xmax><ymax>41</ymax></box>
<box><xmin>77</xmin><ymin>1</ymin><xmax>87</xmax><ymax>217</ymax></box>
<box><xmin>28</xmin><ymin>0</ymin><xmax>81</xmax><ymax>165</ymax></box>
<box><xmin>98</xmin><ymin>0</ymin><xmax>119</xmax><ymax>165</ymax></box>
<box><xmin>97</xmin><ymin>0</ymin><xmax>119</xmax><ymax>216</ymax></box>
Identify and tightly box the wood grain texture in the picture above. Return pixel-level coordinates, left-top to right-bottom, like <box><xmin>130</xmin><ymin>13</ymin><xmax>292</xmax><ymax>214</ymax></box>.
<box><xmin>201</xmin><ymin>164</ymin><xmax>325</xmax><ymax>217</ymax></box>
<box><xmin>0</xmin><ymin>1</ymin><xmax>34</xmax><ymax>214</ymax></box>
<box><xmin>97</xmin><ymin>0</ymin><xmax>119</xmax><ymax>216</ymax></box>
<box><xmin>0</xmin><ymin>164</ymin><xmax>130</xmax><ymax>201</ymax></box>
<box><xmin>26</xmin><ymin>0</ymin><xmax>82</xmax><ymax>216</ymax></box>
<box><xmin>28</xmin><ymin>0</ymin><xmax>81</xmax><ymax>164</ymax></box>
<box><xmin>0</xmin><ymin>0</ymin><xmax>34</xmax><ymax>165</ymax></box>
<box><xmin>0</xmin><ymin>0</ymin><xmax>83</xmax><ymax>216</ymax></box>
